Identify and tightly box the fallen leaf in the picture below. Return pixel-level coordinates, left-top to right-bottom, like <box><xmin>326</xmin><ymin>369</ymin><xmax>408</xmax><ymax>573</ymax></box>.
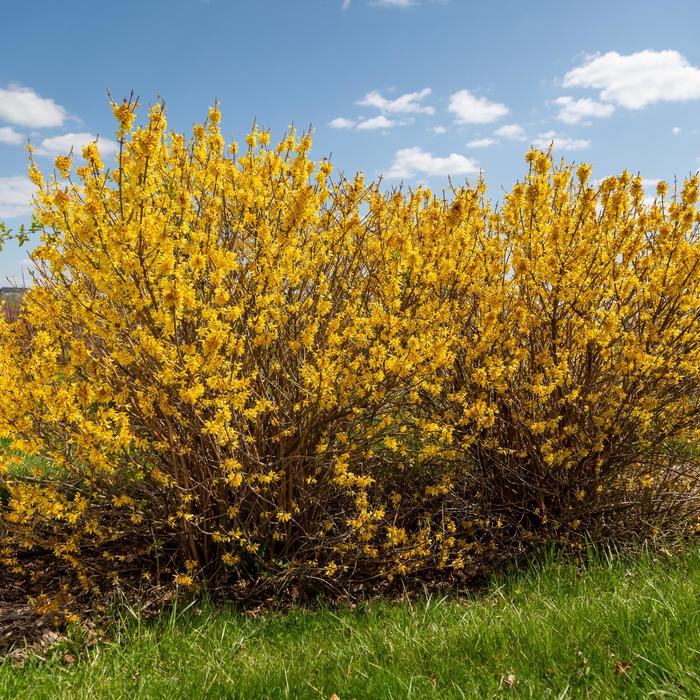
<box><xmin>614</xmin><ymin>661</ymin><xmax>631</xmax><ymax>675</ymax></box>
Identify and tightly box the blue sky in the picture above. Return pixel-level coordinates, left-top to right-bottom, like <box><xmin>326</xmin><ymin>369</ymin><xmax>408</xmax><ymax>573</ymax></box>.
<box><xmin>2</xmin><ymin>0</ymin><xmax>700</xmax><ymax>281</ymax></box>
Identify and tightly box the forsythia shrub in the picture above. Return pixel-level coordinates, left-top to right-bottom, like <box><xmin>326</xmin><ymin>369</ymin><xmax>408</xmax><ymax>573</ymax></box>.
<box><xmin>0</xmin><ymin>98</ymin><xmax>698</xmax><ymax>595</ymax></box>
<box><xmin>430</xmin><ymin>154</ymin><xmax>700</xmax><ymax>548</ymax></box>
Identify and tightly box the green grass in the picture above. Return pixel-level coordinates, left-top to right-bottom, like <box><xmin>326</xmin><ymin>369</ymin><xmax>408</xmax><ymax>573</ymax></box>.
<box><xmin>2</xmin><ymin>546</ymin><xmax>699</xmax><ymax>699</ymax></box>
<box><xmin>0</xmin><ymin>437</ymin><xmax>61</xmax><ymax>481</ymax></box>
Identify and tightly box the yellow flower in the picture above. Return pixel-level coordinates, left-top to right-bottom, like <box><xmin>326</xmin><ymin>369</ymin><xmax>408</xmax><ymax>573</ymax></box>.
<box><xmin>54</xmin><ymin>155</ymin><xmax>72</xmax><ymax>178</ymax></box>
<box><xmin>640</xmin><ymin>474</ymin><xmax>654</xmax><ymax>489</ymax></box>
<box><xmin>208</xmin><ymin>106</ymin><xmax>221</xmax><ymax>125</ymax></box>
<box><xmin>111</xmin><ymin>98</ymin><xmax>138</xmax><ymax>135</ymax></box>
<box><xmin>82</xmin><ymin>141</ymin><xmax>104</xmax><ymax>169</ymax></box>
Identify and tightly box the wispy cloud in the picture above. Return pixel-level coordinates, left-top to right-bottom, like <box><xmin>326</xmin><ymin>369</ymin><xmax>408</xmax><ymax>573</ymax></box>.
<box><xmin>328</xmin><ymin>117</ymin><xmax>356</xmax><ymax>129</ymax></box>
<box><xmin>34</xmin><ymin>132</ymin><xmax>118</xmax><ymax>157</ymax></box>
<box><xmin>329</xmin><ymin>115</ymin><xmax>398</xmax><ymax>131</ymax></box>
<box><xmin>341</xmin><ymin>0</ymin><xmax>352</xmax><ymax>9</ymax></box>
<box><xmin>553</xmin><ymin>96</ymin><xmax>615</xmax><ymax>124</ymax></box>
<box><xmin>331</xmin><ymin>87</ymin><xmax>432</xmax><ymax>131</ymax></box>
<box><xmin>563</xmin><ymin>50</ymin><xmax>700</xmax><ymax>109</ymax></box>
<box><xmin>372</xmin><ymin>0</ymin><xmax>417</xmax><ymax>6</ymax></box>
<box><xmin>356</xmin><ymin>115</ymin><xmax>396</xmax><ymax>130</ymax></box>
<box><xmin>466</xmin><ymin>137</ymin><xmax>497</xmax><ymax>148</ymax></box>
<box><xmin>432</xmin><ymin>126</ymin><xmax>447</xmax><ymax>134</ymax></box>
<box><xmin>533</xmin><ymin>131</ymin><xmax>590</xmax><ymax>151</ymax></box>
<box><xmin>493</xmin><ymin>123</ymin><xmax>526</xmax><ymax>140</ymax></box>
<box><xmin>0</xmin><ymin>126</ymin><xmax>24</xmax><ymax>146</ymax></box>
<box><xmin>386</xmin><ymin>147</ymin><xmax>480</xmax><ymax>178</ymax></box>
<box><xmin>0</xmin><ymin>176</ymin><xmax>36</xmax><ymax>218</ymax></box>
<box><xmin>0</xmin><ymin>84</ymin><xmax>68</xmax><ymax>128</ymax></box>
<box><xmin>358</xmin><ymin>88</ymin><xmax>434</xmax><ymax>115</ymax></box>
<box><xmin>448</xmin><ymin>89</ymin><xmax>508</xmax><ymax>124</ymax></box>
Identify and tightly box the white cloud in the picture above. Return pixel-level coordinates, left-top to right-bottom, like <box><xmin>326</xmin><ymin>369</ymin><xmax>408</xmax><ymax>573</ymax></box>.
<box><xmin>329</xmin><ymin>115</ymin><xmax>398</xmax><ymax>130</ymax></box>
<box><xmin>34</xmin><ymin>132</ymin><xmax>119</xmax><ymax>157</ymax></box>
<box><xmin>342</xmin><ymin>0</ymin><xmax>351</xmax><ymax>8</ymax></box>
<box><xmin>386</xmin><ymin>147</ymin><xmax>480</xmax><ymax>178</ymax></box>
<box><xmin>329</xmin><ymin>117</ymin><xmax>356</xmax><ymax>129</ymax></box>
<box><xmin>563</xmin><ymin>50</ymin><xmax>700</xmax><ymax>109</ymax></box>
<box><xmin>466</xmin><ymin>137</ymin><xmax>497</xmax><ymax>148</ymax></box>
<box><xmin>0</xmin><ymin>126</ymin><xmax>24</xmax><ymax>145</ymax></box>
<box><xmin>432</xmin><ymin>126</ymin><xmax>447</xmax><ymax>134</ymax></box>
<box><xmin>358</xmin><ymin>88</ymin><xmax>434</xmax><ymax>115</ymax></box>
<box><xmin>448</xmin><ymin>89</ymin><xmax>508</xmax><ymax>124</ymax></box>
<box><xmin>672</xmin><ymin>126</ymin><xmax>681</xmax><ymax>135</ymax></box>
<box><xmin>533</xmin><ymin>131</ymin><xmax>591</xmax><ymax>151</ymax></box>
<box><xmin>356</xmin><ymin>115</ymin><xmax>396</xmax><ymax>130</ymax></box>
<box><xmin>0</xmin><ymin>176</ymin><xmax>36</xmax><ymax>218</ymax></box>
<box><xmin>553</xmin><ymin>96</ymin><xmax>615</xmax><ymax>124</ymax></box>
<box><xmin>0</xmin><ymin>84</ymin><xmax>68</xmax><ymax>128</ymax></box>
<box><xmin>493</xmin><ymin>123</ymin><xmax>526</xmax><ymax>140</ymax></box>
<box><xmin>640</xmin><ymin>178</ymin><xmax>661</xmax><ymax>205</ymax></box>
<box><xmin>372</xmin><ymin>0</ymin><xmax>416</xmax><ymax>6</ymax></box>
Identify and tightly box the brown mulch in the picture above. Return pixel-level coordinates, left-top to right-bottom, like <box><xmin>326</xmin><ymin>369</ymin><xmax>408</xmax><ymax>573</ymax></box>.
<box><xmin>0</xmin><ymin>551</ymin><xmax>182</xmax><ymax>662</ymax></box>
<box><xmin>0</xmin><ymin>578</ymin><xmax>69</xmax><ymax>661</ymax></box>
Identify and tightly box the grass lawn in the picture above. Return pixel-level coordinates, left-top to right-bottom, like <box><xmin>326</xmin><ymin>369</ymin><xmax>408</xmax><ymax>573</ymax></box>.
<box><xmin>1</xmin><ymin>546</ymin><xmax>699</xmax><ymax>699</ymax></box>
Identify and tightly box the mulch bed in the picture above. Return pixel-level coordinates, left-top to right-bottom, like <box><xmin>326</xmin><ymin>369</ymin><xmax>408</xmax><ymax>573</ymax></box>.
<box><xmin>0</xmin><ymin>576</ymin><xmax>68</xmax><ymax>660</ymax></box>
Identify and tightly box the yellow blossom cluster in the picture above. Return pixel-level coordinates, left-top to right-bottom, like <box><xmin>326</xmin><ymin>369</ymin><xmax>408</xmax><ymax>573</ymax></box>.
<box><xmin>0</xmin><ymin>99</ymin><xmax>698</xmax><ymax>591</ymax></box>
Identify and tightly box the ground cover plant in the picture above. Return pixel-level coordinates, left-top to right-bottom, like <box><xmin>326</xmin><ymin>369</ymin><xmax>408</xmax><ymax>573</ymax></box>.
<box><xmin>0</xmin><ymin>97</ymin><xmax>699</xmax><ymax>605</ymax></box>
<box><xmin>1</xmin><ymin>546</ymin><xmax>699</xmax><ymax>699</ymax></box>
